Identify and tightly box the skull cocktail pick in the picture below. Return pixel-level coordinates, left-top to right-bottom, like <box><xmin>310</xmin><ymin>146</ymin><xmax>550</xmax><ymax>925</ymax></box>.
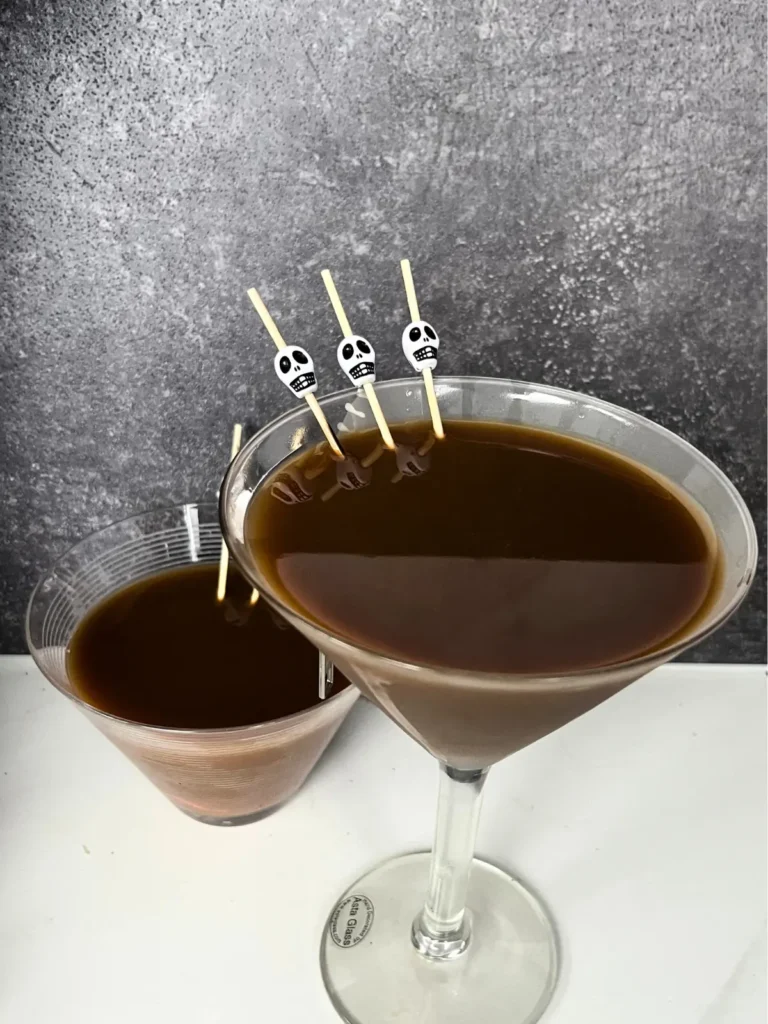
<box><xmin>399</xmin><ymin>259</ymin><xmax>445</xmax><ymax>440</ymax></box>
<box><xmin>274</xmin><ymin>345</ymin><xmax>317</xmax><ymax>395</ymax></box>
<box><xmin>321</xmin><ymin>445</ymin><xmax>385</xmax><ymax>502</ymax></box>
<box><xmin>246</xmin><ymin>286</ymin><xmax>341</xmax><ymax>700</ymax></box>
<box><xmin>338</xmin><ymin>336</ymin><xmax>376</xmax><ymax>385</ymax></box>
<box><xmin>270</xmin><ymin>467</ymin><xmax>314</xmax><ymax>505</ymax></box>
<box><xmin>321</xmin><ymin>269</ymin><xmax>395</xmax><ymax>451</ymax></box>
<box><xmin>391</xmin><ymin>434</ymin><xmax>437</xmax><ymax>484</ymax></box>
<box><xmin>402</xmin><ymin>321</ymin><xmax>440</xmax><ymax>373</ymax></box>
<box><xmin>247</xmin><ymin>288</ymin><xmax>345</xmax><ymax>460</ymax></box>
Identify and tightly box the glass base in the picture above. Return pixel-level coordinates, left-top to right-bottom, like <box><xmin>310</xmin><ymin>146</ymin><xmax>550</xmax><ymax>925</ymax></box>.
<box><xmin>320</xmin><ymin>852</ymin><xmax>558</xmax><ymax>1024</ymax></box>
<box><xmin>181</xmin><ymin>802</ymin><xmax>283</xmax><ymax>827</ymax></box>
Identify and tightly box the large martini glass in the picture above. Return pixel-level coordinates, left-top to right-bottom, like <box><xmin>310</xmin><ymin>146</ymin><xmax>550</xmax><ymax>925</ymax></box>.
<box><xmin>220</xmin><ymin>377</ymin><xmax>756</xmax><ymax>1024</ymax></box>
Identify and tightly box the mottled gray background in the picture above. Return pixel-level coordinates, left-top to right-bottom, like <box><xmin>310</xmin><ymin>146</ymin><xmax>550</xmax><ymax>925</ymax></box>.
<box><xmin>1</xmin><ymin>0</ymin><xmax>765</xmax><ymax>658</ymax></box>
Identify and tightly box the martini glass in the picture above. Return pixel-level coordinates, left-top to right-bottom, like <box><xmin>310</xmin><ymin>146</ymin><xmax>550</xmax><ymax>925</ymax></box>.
<box><xmin>220</xmin><ymin>377</ymin><xmax>757</xmax><ymax>1024</ymax></box>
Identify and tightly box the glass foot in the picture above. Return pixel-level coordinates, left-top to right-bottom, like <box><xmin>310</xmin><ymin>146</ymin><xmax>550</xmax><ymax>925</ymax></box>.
<box><xmin>320</xmin><ymin>852</ymin><xmax>558</xmax><ymax>1024</ymax></box>
<box><xmin>180</xmin><ymin>802</ymin><xmax>283</xmax><ymax>826</ymax></box>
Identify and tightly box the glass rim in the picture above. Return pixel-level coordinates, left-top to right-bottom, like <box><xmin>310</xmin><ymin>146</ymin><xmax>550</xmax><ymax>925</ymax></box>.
<box><xmin>25</xmin><ymin>501</ymin><xmax>356</xmax><ymax>737</ymax></box>
<box><xmin>220</xmin><ymin>374</ymin><xmax>759</xmax><ymax>689</ymax></box>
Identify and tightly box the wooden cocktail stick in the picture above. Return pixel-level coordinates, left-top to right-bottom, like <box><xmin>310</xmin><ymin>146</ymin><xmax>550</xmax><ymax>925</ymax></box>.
<box><xmin>399</xmin><ymin>259</ymin><xmax>444</xmax><ymax>439</ymax></box>
<box><xmin>321</xmin><ymin>269</ymin><xmax>395</xmax><ymax>451</ymax></box>
<box><xmin>246</xmin><ymin>288</ymin><xmax>345</xmax><ymax>459</ymax></box>
<box><xmin>215</xmin><ymin>424</ymin><xmax>260</xmax><ymax>605</ymax></box>
<box><xmin>216</xmin><ymin>423</ymin><xmax>243</xmax><ymax>602</ymax></box>
<box><xmin>318</xmin><ymin>652</ymin><xmax>334</xmax><ymax>701</ymax></box>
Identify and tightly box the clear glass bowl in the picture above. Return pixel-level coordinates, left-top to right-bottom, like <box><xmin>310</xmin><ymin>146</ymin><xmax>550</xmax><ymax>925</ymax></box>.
<box><xmin>220</xmin><ymin>377</ymin><xmax>757</xmax><ymax>1023</ymax></box>
<box><xmin>26</xmin><ymin>503</ymin><xmax>359</xmax><ymax>826</ymax></box>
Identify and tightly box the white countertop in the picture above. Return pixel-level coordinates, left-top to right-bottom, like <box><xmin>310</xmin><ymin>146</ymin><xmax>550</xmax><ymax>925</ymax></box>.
<box><xmin>0</xmin><ymin>656</ymin><xmax>765</xmax><ymax>1023</ymax></box>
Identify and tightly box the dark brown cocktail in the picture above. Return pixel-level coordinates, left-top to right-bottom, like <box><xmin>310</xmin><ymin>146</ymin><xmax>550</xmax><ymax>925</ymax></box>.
<box><xmin>246</xmin><ymin>420</ymin><xmax>719</xmax><ymax>765</ymax></box>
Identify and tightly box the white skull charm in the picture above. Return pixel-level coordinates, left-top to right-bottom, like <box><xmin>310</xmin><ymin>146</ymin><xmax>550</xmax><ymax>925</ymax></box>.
<box><xmin>336</xmin><ymin>456</ymin><xmax>373</xmax><ymax>491</ymax></box>
<box><xmin>274</xmin><ymin>346</ymin><xmax>317</xmax><ymax>395</ymax></box>
<box><xmin>337</xmin><ymin>335</ymin><xmax>376</xmax><ymax>386</ymax></box>
<box><xmin>271</xmin><ymin>468</ymin><xmax>314</xmax><ymax>505</ymax></box>
<box><xmin>395</xmin><ymin>444</ymin><xmax>431</xmax><ymax>477</ymax></box>
<box><xmin>402</xmin><ymin>321</ymin><xmax>439</xmax><ymax>372</ymax></box>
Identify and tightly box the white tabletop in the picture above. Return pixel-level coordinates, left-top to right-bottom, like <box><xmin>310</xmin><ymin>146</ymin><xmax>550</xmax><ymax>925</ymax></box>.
<box><xmin>0</xmin><ymin>656</ymin><xmax>765</xmax><ymax>1023</ymax></box>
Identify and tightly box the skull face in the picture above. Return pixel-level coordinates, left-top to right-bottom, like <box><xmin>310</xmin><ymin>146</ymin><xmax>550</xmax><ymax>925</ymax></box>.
<box><xmin>336</xmin><ymin>456</ymin><xmax>373</xmax><ymax>491</ymax></box>
<box><xmin>271</xmin><ymin>468</ymin><xmax>313</xmax><ymax>505</ymax></box>
<box><xmin>402</xmin><ymin>321</ymin><xmax>439</xmax><ymax>372</ymax></box>
<box><xmin>395</xmin><ymin>444</ymin><xmax>431</xmax><ymax>477</ymax></box>
<box><xmin>337</xmin><ymin>335</ymin><xmax>376</xmax><ymax>386</ymax></box>
<box><xmin>274</xmin><ymin>346</ymin><xmax>317</xmax><ymax>395</ymax></box>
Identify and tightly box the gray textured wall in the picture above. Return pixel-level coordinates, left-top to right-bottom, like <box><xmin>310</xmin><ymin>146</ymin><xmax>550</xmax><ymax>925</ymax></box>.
<box><xmin>1</xmin><ymin>0</ymin><xmax>765</xmax><ymax>659</ymax></box>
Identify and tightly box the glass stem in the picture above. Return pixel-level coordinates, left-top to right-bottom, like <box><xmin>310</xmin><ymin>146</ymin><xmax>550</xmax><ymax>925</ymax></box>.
<box><xmin>411</xmin><ymin>762</ymin><xmax>489</xmax><ymax>960</ymax></box>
